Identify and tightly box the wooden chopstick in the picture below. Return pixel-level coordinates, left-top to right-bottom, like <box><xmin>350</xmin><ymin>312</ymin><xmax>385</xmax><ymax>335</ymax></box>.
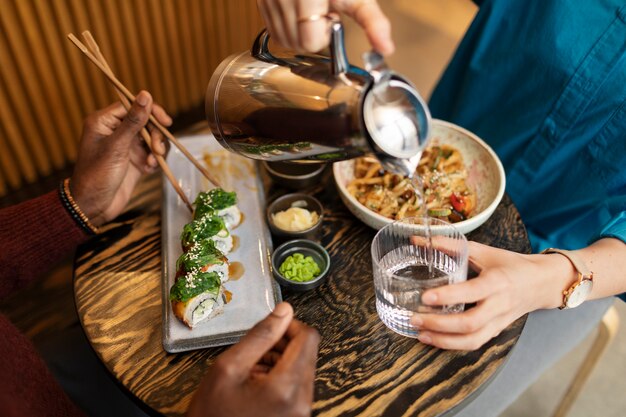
<box><xmin>80</xmin><ymin>31</ymin><xmax>193</xmax><ymax>213</ymax></box>
<box><xmin>66</xmin><ymin>33</ymin><xmax>221</xmax><ymax>189</ymax></box>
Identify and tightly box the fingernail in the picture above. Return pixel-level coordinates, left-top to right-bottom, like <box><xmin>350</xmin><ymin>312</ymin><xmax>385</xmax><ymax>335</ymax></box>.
<box><xmin>418</xmin><ymin>333</ymin><xmax>432</xmax><ymax>344</ymax></box>
<box><xmin>422</xmin><ymin>292</ymin><xmax>437</xmax><ymax>304</ymax></box>
<box><xmin>272</xmin><ymin>302</ymin><xmax>291</xmax><ymax>317</ymax></box>
<box><xmin>411</xmin><ymin>315</ymin><xmax>423</xmax><ymax>328</ymax></box>
<box><xmin>136</xmin><ymin>91</ymin><xmax>149</xmax><ymax>106</ymax></box>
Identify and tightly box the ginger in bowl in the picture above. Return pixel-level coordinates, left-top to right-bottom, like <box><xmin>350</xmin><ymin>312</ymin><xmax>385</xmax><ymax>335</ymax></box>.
<box><xmin>333</xmin><ymin>119</ymin><xmax>506</xmax><ymax>234</ymax></box>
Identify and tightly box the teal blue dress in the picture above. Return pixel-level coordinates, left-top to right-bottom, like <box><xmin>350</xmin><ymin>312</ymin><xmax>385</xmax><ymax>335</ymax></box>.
<box><xmin>423</xmin><ymin>3</ymin><xmax>622</xmax><ymax>410</ymax></box>
<box><xmin>430</xmin><ymin>0</ymin><xmax>626</xmax><ymax>247</ymax></box>
<box><xmin>429</xmin><ymin>0</ymin><xmax>626</xmax><ymax>257</ymax></box>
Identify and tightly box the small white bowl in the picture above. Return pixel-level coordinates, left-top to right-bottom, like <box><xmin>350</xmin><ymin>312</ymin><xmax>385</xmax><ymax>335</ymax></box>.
<box><xmin>333</xmin><ymin>119</ymin><xmax>506</xmax><ymax>234</ymax></box>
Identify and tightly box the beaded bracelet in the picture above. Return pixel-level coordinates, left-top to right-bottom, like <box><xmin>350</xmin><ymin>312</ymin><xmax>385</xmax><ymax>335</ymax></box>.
<box><xmin>59</xmin><ymin>178</ymin><xmax>99</xmax><ymax>235</ymax></box>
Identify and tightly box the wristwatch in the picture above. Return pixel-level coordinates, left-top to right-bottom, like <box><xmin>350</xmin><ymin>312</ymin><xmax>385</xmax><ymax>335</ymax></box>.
<box><xmin>541</xmin><ymin>248</ymin><xmax>594</xmax><ymax>309</ymax></box>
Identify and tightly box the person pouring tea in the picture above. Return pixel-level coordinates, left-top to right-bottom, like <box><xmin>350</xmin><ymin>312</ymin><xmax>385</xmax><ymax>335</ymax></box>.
<box><xmin>257</xmin><ymin>0</ymin><xmax>626</xmax><ymax>414</ymax></box>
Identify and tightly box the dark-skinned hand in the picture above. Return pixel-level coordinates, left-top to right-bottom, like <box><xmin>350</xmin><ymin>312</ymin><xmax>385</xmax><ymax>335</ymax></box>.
<box><xmin>71</xmin><ymin>90</ymin><xmax>172</xmax><ymax>226</ymax></box>
<box><xmin>187</xmin><ymin>302</ymin><xmax>320</xmax><ymax>417</ymax></box>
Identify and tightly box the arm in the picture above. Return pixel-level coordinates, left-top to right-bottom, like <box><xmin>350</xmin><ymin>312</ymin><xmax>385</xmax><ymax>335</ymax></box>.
<box><xmin>256</xmin><ymin>0</ymin><xmax>394</xmax><ymax>55</ymax></box>
<box><xmin>0</xmin><ymin>191</ymin><xmax>89</xmax><ymax>300</ymax></box>
<box><xmin>410</xmin><ymin>237</ymin><xmax>626</xmax><ymax>350</ymax></box>
<box><xmin>0</xmin><ymin>91</ymin><xmax>172</xmax><ymax>417</ymax></box>
<box><xmin>0</xmin><ymin>91</ymin><xmax>171</xmax><ymax>300</ymax></box>
<box><xmin>187</xmin><ymin>302</ymin><xmax>320</xmax><ymax>417</ymax></box>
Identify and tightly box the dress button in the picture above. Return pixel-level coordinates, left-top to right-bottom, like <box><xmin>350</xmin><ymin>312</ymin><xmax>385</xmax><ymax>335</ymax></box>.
<box><xmin>542</xmin><ymin>119</ymin><xmax>557</xmax><ymax>142</ymax></box>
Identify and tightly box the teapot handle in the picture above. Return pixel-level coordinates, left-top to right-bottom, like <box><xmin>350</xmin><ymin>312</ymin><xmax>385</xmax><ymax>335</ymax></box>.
<box><xmin>251</xmin><ymin>15</ymin><xmax>349</xmax><ymax>76</ymax></box>
<box><xmin>251</xmin><ymin>29</ymin><xmax>282</xmax><ymax>64</ymax></box>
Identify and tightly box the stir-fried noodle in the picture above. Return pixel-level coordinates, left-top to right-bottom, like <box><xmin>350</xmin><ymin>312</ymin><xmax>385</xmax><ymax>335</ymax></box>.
<box><xmin>347</xmin><ymin>145</ymin><xmax>475</xmax><ymax>223</ymax></box>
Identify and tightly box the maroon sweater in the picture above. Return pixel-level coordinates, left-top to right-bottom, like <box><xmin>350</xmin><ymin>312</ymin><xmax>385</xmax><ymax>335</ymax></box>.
<box><xmin>0</xmin><ymin>190</ymin><xmax>89</xmax><ymax>417</ymax></box>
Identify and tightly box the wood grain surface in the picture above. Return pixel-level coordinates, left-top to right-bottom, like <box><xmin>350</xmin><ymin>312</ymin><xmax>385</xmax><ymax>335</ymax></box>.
<box><xmin>74</xmin><ymin>166</ymin><xmax>531</xmax><ymax>417</ymax></box>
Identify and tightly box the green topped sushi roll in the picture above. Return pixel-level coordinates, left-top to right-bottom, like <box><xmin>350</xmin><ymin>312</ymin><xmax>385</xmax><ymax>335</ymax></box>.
<box><xmin>169</xmin><ymin>270</ymin><xmax>225</xmax><ymax>328</ymax></box>
<box><xmin>180</xmin><ymin>215</ymin><xmax>233</xmax><ymax>254</ymax></box>
<box><xmin>193</xmin><ymin>188</ymin><xmax>242</xmax><ymax>229</ymax></box>
<box><xmin>176</xmin><ymin>239</ymin><xmax>229</xmax><ymax>283</ymax></box>
<box><xmin>171</xmin><ymin>189</ymin><xmax>243</xmax><ymax>329</ymax></box>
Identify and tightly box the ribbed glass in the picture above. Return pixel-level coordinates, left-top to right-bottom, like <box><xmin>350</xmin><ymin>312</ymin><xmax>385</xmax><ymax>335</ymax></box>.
<box><xmin>371</xmin><ymin>216</ymin><xmax>468</xmax><ymax>338</ymax></box>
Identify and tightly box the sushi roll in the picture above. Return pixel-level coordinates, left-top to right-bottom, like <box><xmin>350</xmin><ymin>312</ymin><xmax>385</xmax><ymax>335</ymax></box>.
<box><xmin>180</xmin><ymin>215</ymin><xmax>233</xmax><ymax>255</ymax></box>
<box><xmin>214</xmin><ymin>205</ymin><xmax>242</xmax><ymax>230</ymax></box>
<box><xmin>170</xmin><ymin>270</ymin><xmax>225</xmax><ymax>328</ymax></box>
<box><xmin>194</xmin><ymin>188</ymin><xmax>242</xmax><ymax>229</ymax></box>
<box><xmin>176</xmin><ymin>239</ymin><xmax>229</xmax><ymax>283</ymax></box>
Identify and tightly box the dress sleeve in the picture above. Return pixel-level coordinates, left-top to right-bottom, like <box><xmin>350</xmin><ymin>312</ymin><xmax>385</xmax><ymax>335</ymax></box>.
<box><xmin>597</xmin><ymin>212</ymin><xmax>626</xmax><ymax>243</ymax></box>
<box><xmin>0</xmin><ymin>190</ymin><xmax>89</xmax><ymax>300</ymax></box>
<box><xmin>595</xmin><ymin>212</ymin><xmax>626</xmax><ymax>302</ymax></box>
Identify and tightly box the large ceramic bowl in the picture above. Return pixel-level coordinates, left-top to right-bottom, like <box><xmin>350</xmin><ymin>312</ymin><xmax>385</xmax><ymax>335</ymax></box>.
<box><xmin>333</xmin><ymin>119</ymin><xmax>506</xmax><ymax>234</ymax></box>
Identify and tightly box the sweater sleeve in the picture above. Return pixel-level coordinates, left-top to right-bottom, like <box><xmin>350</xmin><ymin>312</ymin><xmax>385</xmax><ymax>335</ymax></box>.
<box><xmin>0</xmin><ymin>190</ymin><xmax>89</xmax><ymax>300</ymax></box>
<box><xmin>0</xmin><ymin>314</ymin><xmax>87</xmax><ymax>417</ymax></box>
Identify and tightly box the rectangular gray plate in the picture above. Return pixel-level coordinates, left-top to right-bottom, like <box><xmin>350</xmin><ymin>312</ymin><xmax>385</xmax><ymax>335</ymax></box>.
<box><xmin>161</xmin><ymin>134</ymin><xmax>281</xmax><ymax>353</ymax></box>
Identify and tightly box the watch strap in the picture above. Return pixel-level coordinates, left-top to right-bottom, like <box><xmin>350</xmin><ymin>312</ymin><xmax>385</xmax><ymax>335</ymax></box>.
<box><xmin>541</xmin><ymin>248</ymin><xmax>594</xmax><ymax>309</ymax></box>
<box><xmin>540</xmin><ymin>248</ymin><xmax>592</xmax><ymax>278</ymax></box>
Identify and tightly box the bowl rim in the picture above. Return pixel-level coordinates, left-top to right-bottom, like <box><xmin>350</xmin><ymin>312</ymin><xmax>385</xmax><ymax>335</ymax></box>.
<box><xmin>267</xmin><ymin>193</ymin><xmax>324</xmax><ymax>234</ymax></box>
<box><xmin>271</xmin><ymin>239</ymin><xmax>331</xmax><ymax>286</ymax></box>
<box><xmin>332</xmin><ymin>119</ymin><xmax>506</xmax><ymax>232</ymax></box>
<box><xmin>262</xmin><ymin>161</ymin><xmax>326</xmax><ymax>180</ymax></box>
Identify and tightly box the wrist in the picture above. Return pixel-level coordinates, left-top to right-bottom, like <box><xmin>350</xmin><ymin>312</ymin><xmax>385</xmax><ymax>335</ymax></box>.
<box><xmin>61</xmin><ymin>178</ymin><xmax>101</xmax><ymax>233</ymax></box>
<box><xmin>535</xmin><ymin>252</ymin><xmax>580</xmax><ymax>310</ymax></box>
<box><xmin>69</xmin><ymin>177</ymin><xmax>106</xmax><ymax>227</ymax></box>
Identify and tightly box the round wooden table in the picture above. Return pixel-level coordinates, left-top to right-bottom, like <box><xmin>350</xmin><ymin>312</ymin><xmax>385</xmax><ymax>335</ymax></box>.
<box><xmin>74</xmin><ymin>167</ymin><xmax>530</xmax><ymax>417</ymax></box>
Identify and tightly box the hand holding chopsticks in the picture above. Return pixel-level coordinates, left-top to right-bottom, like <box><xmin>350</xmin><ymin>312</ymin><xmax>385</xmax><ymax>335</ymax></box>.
<box><xmin>67</xmin><ymin>31</ymin><xmax>221</xmax><ymax>212</ymax></box>
<box><xmin>77</xmin><ymin>31</ymin><xmax>193</xmax><ymax>212</ymax></box>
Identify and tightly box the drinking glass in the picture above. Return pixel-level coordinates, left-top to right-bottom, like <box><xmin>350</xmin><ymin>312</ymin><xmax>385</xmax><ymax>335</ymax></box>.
<box><xmin>371</xmin><ymin>216</ymin><xmax>468</xmax><ymax>338</ymax></box>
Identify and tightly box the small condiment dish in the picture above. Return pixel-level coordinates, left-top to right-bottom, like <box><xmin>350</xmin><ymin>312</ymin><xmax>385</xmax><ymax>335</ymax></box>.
<box><xmin>271</xmin><ymin>239</ymin><xmax>330</xmax><ymax>291</ymax></box>
<box><xmin>262</xmin><ymin>161</ymin><xmax>327</xmax><ymax>189</ymax></box>
<box><xmin>267</xmin><ymin>193</ymin><xmax>324</xmax><ymax>242</ymax></box>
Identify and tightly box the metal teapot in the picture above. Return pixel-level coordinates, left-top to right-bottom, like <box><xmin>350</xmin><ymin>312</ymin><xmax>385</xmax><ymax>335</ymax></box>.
<box><xmin>205</xmin><ymin>19</ymin><xmax>431</xmax><ymax>176</ymax></box>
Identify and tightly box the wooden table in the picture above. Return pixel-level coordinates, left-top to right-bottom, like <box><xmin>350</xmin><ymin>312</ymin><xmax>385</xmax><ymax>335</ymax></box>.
<box><xmin>74</xmin><ymin>166</ymin><xmax>531</xmax><ymax>417</ymax></box>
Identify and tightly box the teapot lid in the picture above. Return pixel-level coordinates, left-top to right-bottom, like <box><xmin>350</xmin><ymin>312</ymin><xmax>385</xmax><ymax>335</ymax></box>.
<box><xmin>363</xmin><ymin>77</ymin><xmax>431</xmax><ymax>164</ymax></box>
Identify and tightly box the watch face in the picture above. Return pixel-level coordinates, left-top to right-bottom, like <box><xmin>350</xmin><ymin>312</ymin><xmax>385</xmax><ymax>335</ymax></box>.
<box><xmin>566</xmin><ymin>280</ymin><xmax>593</xmax><ymax>308</ymax></box>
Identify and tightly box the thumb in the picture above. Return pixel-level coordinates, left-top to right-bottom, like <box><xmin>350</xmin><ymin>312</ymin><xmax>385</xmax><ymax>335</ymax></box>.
<box><xmin>218</xmin><ymin>302</ymin><xmax>294</xmax><ymax>371</ymax></box>
<box><xmin>333</xmin><ymin>0</ymin><xmax>395</xmax><ymax>55</ymax></box>
<box><xmin>109</xmin><ymin>90</ymin><xmax>152</xmax><ymax>149</ymax></box>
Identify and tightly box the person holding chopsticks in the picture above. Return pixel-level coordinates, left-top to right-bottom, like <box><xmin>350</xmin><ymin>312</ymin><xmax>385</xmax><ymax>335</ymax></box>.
<box><xmin>257</xmin><ymin>0</ymin><xmax>626</xmax><ymax>415</ymax></box>
<box><xmin>0</xmin><ymin>91</ymin><xmax>171</xmax><ymax>417</ymax></box>
<box><xmin>0</xmin><ymin>91</ymin><xmax>320</xmax><ymax>417</ymax></box>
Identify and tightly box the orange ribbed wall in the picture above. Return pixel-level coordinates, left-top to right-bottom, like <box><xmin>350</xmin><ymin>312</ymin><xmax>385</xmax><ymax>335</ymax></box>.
<box><xmin>0</xmin><ymin>0</ymin><xmax>262</xmax><ymax>196</ymax></box>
